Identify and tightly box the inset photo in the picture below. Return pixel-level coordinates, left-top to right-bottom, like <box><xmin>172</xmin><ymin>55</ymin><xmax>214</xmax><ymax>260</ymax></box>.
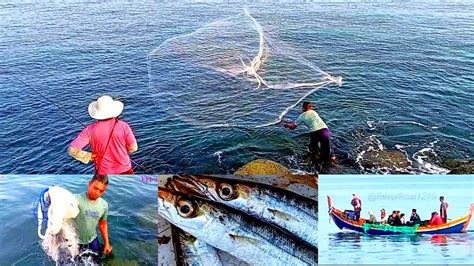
<box><xmin>158</xmin><ymin>175</ymin><xmax>317</xmax><ymax>265</ymax></box>
<box><xmin>319</xmin><ymin>175</ymin><xmax>474</xmax><ymax>264</ymax></box>
<box><xmin>0</xmin><ymin>175</ymin><xmax>157</xmax><ymax>265</ymax></box>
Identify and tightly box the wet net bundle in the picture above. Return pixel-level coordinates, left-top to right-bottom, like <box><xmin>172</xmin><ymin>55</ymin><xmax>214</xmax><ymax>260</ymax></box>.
<box><xmin>148</xmin><ymin>9</ymin><xmax>341</xmax><ymax>128</ymax></box>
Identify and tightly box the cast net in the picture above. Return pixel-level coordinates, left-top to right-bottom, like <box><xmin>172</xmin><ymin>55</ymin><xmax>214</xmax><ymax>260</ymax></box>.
<box><xmin>148</xmin><ymin>8</ymin><xmax>342</xmax><ymax>128</ymax></box>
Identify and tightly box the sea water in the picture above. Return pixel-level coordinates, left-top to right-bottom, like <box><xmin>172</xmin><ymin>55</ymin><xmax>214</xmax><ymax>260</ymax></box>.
<box><xmin>1</xmin><ymin>2</ymin><xmax>472</xmax><ymax>174</ymax></box>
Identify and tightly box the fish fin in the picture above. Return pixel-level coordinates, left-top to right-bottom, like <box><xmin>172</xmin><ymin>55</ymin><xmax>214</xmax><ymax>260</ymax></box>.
<box><xmin>228</xmin><ymin>234</ymin><xmax>262</xmax><ymax>245</ymax></box>
<box><xmin>268</xmin><ymin>208</ymin><xmax>301</xmax><ymax>222</ymax></box>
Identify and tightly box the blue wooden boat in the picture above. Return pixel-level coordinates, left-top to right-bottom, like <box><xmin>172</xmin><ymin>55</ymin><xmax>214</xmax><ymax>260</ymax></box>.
<box><xmin>327</xmin><ymin>196</ymin><xmax>474</xmax><ymax>235</ymax></box>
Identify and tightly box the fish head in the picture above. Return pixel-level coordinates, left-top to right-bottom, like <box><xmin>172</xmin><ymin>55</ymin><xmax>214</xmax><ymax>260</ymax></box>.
<box><xmin>166</xmin><ymin>175</ymin><xmax>216</xmax><ymax>198</ymax></box>
<box><xmin>166</xmin><ymin>175</ymin><xmax>223</xmax><ymax>201</ymax></box>
<box><xmin>168</xmin><ymin>175</ymin><xmax>252</xmax><ymax>203</ymax></box>
<box><xmin>158</xmin><ymin>187</ymin><xmax>215</xmax><ymax>235</ymax></box>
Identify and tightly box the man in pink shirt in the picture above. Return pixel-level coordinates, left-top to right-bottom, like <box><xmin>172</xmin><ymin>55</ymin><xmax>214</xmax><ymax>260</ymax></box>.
<box><xmin>68</xmin><ymin>96</ymin><xmax>138</xmax><ymax>174</ymax></box>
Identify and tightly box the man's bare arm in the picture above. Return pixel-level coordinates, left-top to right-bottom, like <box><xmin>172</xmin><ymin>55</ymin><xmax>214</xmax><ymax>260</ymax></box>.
<box><xmin>99</xmin><ymin>219</ymin><xmax>112</xmax><ymax>254</ymax></box>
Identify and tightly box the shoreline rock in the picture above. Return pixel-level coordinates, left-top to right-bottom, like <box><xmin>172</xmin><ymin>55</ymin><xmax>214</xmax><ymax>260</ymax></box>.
<box><xmin>440</xmin><ymin>159</ymin><xmax>474</xmax><ymax>174</ymax></box>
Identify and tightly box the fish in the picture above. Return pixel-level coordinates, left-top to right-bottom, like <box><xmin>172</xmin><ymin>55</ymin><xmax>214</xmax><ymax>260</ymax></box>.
<box><xmin>171</xmin><ymin>225</ymin><xmax>223</xmax><ymax>266</ymax></box>
<box><xmin>166</xmin><ymin>175</ymin><xmax>318</xmax><ymax>249</ymax></box>
<box><xmin>158</xmin><ymin>187</ymin><xmax>318</xmax><ymax>265</ymax></box>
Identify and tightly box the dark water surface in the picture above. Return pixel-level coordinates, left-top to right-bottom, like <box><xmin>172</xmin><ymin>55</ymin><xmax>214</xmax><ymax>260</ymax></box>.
<box><xmin>1</xmin><ymin>2</ymin><xmax>473</xmax><ymax>174</ymax></box>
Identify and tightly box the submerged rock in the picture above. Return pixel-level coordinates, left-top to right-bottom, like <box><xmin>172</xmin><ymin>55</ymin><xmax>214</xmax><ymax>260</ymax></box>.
<box><xmin>235</xmin><ymin>159</ymin><xmax>292</xmax><ymax>175</ymax></box>
<box><xmin>360</xmin><ymin>150</ymin><xmax>411</xmax><ymax>169</ymax></box>
<box><xmin>440</xmin><ymin>159</ymin><xmax>474</xmax><ymax>174</ymax></box>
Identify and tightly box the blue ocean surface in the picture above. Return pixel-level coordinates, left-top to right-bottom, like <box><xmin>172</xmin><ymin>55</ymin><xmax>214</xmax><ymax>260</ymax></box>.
<box><xmin>319</xmin><ymin>175</ymin><xmax>474</xmax><ymax>264</ymax></box>
<box><xmin>0</xmin><ymin>175</ymin><xmax>157</xmax><ymax>265</ymax></box>
<box><xmin>1</xmin><ymin>1</ymin><xmax>473</xmax><ymax>174</ymax></box>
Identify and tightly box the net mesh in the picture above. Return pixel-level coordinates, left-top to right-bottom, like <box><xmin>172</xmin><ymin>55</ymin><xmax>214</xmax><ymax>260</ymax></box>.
<box><xmin>148</xmin><ymin>8</ymin><xmax>341</xmax><ymax>128</ymax></box>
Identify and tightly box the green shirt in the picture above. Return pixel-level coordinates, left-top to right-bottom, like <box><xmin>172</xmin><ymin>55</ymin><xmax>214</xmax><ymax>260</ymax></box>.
<box><xmin>73</xmin><ymin>193</ymin><xmax>108</xmax><ymax>244</ymax></box>
<box><xmin>296</xmin><ymin>110</ymin><xmax>328</xmax><ymax>132</ymax></box>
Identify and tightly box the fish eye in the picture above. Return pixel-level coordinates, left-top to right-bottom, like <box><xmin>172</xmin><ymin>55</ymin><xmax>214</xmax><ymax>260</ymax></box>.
<box><xmin>177</xmin><ymin>199</ymin><xmax>195</xmax><ymax>218</ymax></box>
<box><xmin>218</xmin><ymin>183</ymin><xmax>235</xmax><ymax>200</ymax></box>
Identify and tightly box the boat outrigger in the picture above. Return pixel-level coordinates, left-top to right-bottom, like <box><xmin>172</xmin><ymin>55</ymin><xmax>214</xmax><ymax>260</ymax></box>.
<box><xmin>328</xmin><ymin>196</ymin><xmax>474</xmax><ymax>235</ymax></box>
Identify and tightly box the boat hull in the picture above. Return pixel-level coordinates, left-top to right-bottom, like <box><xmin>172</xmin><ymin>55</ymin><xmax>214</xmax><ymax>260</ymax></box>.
<box><xmin>328</xmin><ymin>196</ymin><xmax>474</xmax><ymax>235</ymax></box>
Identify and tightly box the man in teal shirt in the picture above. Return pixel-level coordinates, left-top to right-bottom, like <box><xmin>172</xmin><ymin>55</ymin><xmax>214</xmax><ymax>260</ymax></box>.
<box><xmin>74</xmin><ymin>174</ymin><xmax>112</xmax><ymax>256</ymax></box>
<box><xmin>284</xmin><ymin>101</ymin><xmax>335</xmax><ymax>162</ymax></box>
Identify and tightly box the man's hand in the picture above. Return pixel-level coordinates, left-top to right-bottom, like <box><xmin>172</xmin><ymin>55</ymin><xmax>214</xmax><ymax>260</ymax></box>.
<box><xmin>104</xmin><ymin>243</ymin><xmax>112</xmax><ymax>255</ymax></box>
<box><xmin>284</xmin><ymin>122</ymin><xmax>297</xmax><ymax>129</ymax></box>
<box><xmin>91</xmin><ymin>153</ymin><xmax>97</xmax><ymax>161</ymax></box>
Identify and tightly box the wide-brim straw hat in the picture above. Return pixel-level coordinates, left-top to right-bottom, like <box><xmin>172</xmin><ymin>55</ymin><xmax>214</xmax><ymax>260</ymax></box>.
<box><xmin>88</xmin><ymin>95</ymin><xmax>124</xmax><ymax>120</ymax></box>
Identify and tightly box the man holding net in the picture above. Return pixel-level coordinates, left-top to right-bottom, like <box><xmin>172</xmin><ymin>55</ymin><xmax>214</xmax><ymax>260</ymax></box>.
<box><xmin>284</xmin><ymin>101</ymin><xmax>335</xmax><ymax>162</ymax></box>
<box><xmin>74</xmin><ymin>174</ymin><xmax>112</xmax><ymax>259</ymax></box>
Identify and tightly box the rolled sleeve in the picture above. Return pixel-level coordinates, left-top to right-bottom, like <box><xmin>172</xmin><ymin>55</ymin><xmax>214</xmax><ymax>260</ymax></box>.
<box><xmin>295</xmin><ymin>114</ymin><xmax>304</xmax><ymax>126</ymax></box>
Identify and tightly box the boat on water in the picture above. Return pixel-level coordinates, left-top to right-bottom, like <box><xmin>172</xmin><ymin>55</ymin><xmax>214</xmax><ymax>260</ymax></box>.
<box><xmin>327</xmin><ymin>196</ymin><xmax>474</xmax><ymax>235</ymax></box>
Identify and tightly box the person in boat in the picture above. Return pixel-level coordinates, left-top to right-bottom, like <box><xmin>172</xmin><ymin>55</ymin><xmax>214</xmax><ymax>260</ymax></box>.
<box><xmin>368</xmin><ymin>210</ymin><xmax>377</xmax><ymax>224</ymax></box>
<box><xmin>388</xmin><ymin>210</ymin><xmax>402</xmax><ymax>226</ymax></box>
<box><xmin>387</xmin><ymin>211</ymin><xmax>395</xmax><ymax>225</ymax></box>
<box><xmin>379</xmin><ymin>208</ymin><xmax>388</xmax><ymax>224</ymax></box>
<box><xmin>284</xmin><ymin>101</ymin><xmax>336</xmax><ymax>162</ymax></box>
<box><xmin>394</xmin><ymin>210</ymin><xmax>402</xmax><ymax>226</ymax></box>
<box><xmin>429</xmin><ymin>211</ymin><xmax>443</xmax><ymax>226</ymax></box>
<box><xmin>440</xmin><ymin>196</ymin><xmax>449</xmax><ymax>223</ymax></box>
<box><xmin>400</xmin><ymin>213</ymin><xmax>406</xmax><ymax>225</ymax></box>
<box><xmin>351</xmin><ymin>193</ymin><xmax>362</xmax><ymax>222</ymax></box>
<box><xmin>74</xmin><ymin>174</ymin><xmax>112</xmax><ymax>257</ymax></box>
<box><xmin>408</xmin><ymin>209</ymin><xmax>421</xmax><ymax>225</ymax></box>
<box><xmin>68</xmin><ymin>95</ymin><xmax>138</xmax><ymax>174</ymax></box>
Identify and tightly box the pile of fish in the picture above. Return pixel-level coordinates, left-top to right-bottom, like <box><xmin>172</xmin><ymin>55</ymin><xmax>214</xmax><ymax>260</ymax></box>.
<box><xmin>158</xmin><ymin>175</ymin><xmax>318</xmax><ymax>265</ymax></box>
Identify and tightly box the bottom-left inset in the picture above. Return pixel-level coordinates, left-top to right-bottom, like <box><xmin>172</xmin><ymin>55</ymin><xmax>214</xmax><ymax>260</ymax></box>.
<box><xmin>0</xmin><ymin>174</ymin><xmax>158</xmax><ymax>265</ymax></box>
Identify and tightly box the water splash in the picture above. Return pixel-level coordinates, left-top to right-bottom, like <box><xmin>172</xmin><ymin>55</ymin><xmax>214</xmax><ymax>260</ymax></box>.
<box><xmin>40</xmin><ymin>219</ymin><xmax>80</xmax><ymax>264</ymax></box>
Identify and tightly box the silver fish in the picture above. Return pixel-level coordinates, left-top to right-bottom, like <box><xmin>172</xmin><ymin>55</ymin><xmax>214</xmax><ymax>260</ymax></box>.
<box><xmin>158</xmin><ymin>187</ymin><xmax>318</xmax><ymax>265</ymax></box>
<box><xmin>171</xmin><ymin>225</ymin><xmax>223</xmax><ymax>266</ymax></box>
<box><xmin>166</xmin><ymin>175</ymin><xmax>318</xmax><ymax>249</ymax></box>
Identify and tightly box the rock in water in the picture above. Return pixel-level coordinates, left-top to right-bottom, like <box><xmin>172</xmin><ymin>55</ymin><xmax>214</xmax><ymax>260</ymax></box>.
<box><xmin>440</xmin><ymin>159</ymin><xmax>474</xmax><ymax>174</ymax></box>
<box><xmin>361</xmin><ymin>150</ymin><xmax>411</xmax><ymax>169</ymax></box>
<box><xmin>235</xmin><ymin>159</ymin><xmax>292</xmax><ymax>175</ymax></box>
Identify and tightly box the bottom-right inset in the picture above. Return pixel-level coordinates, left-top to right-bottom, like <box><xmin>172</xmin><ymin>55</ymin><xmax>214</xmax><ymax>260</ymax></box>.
<box><xmin>319</xmin><ymin>175</ymin><xmax>474</xmax><ymax>264</ymax></box>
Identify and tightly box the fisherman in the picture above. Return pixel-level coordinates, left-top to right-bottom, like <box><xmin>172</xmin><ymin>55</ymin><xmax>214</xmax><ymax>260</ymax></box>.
<box><xmin>408</xmin><ymin>209</ymin><xmax>421</xmax><ymax>225</ymax></box>
<box><xmin>380</xmin><ymin>208</ymin><xmax>388</xmax><ymax>224</ymax></box>
<box><xmin>69</xmin><ymin>95</ymin><xmax>138</xmax><ymax>174</ymax></box>
<box><xmin>284</xmin><ymin>101</ymin><xmax>336</xmax><ymax>162</ymax></box>
<box><xmin>387</xmin><ymin>210</ymin><xmax>397</xmax><ymax>225</ymax></box>
<box><xmin>393</xmin><ymin>210</ymin><xmax>402</xmax><ymax>226</ymax></box>
<box><xmin>429</xmin><ymin>211</ymin><xmax>443</xmax><ymax>226</ymax></box>
<box><xmin>74</xmin><ymin>174</ymin><xmax>112</xmax><ymax>257</ymax></box>
<box><xmin>351</xmin><ymin>193</ymin><xmax>362</xmax><ymax>222</ymax></box>
<box><xmin>368</xmin><ymin>210</ymin><xmax>377</xmax><ymax>224</ymax></box>
<box><xmin>400</xmin><ymin>213</ymin><xmax>406</xmax><ymax>225</ymax></box>
<box><xmin>440</xmin><ymin>196</ymin><xmax>449</xmax><ymax>223</ymax></box>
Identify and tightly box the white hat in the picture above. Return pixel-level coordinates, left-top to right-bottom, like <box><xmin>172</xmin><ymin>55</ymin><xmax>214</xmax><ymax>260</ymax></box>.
<box><xmin>368</xmin><ymin>210</ymin><xmax>374</xmax><ymax>215</ymax></box>
<box><xmin>88</xmin><ymin>95</ymin><xmax>124</xmax><ymax>120</ymax></box>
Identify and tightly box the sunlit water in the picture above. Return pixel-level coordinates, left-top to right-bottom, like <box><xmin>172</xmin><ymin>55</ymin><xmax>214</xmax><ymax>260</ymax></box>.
<box><xmin>1</xmin><ymin>2</ymin><xmax>472</xmax><ymax>174</ymax></box>
<box><xmin>318</xmin><ymin>175</ymin><xmax>474</xmax><ymax>264</ymax></box>
<box><xmin>0</xmin><ymin>175</ymin><xmax>157</xmax><ymax>265</ymax></box>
